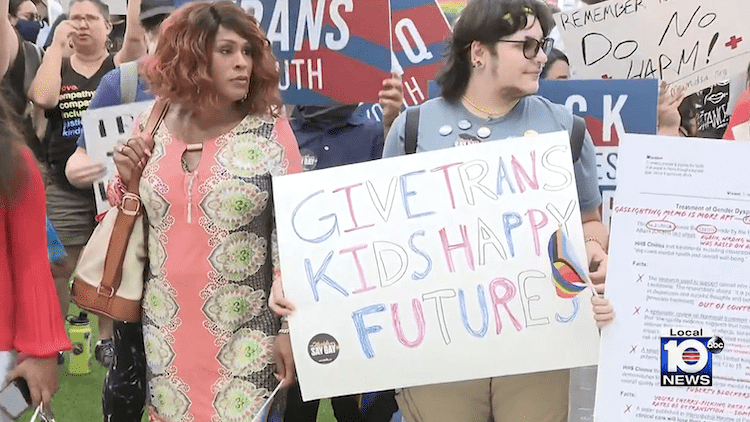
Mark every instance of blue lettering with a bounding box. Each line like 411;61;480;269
502;212;523;257
292;190;339;243
352;304;386;358
458;286;489;338
408;230;432;280
400;170;435;219
304;251;349;301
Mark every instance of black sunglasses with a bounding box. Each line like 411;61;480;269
497;37;554;60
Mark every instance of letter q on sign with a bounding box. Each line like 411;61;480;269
395;18;433;64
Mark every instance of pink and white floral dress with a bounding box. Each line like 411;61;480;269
137;110;301;422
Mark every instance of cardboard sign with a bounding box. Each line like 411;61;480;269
538;78;659;229
82;101;154;214
391;0;451;106
555;0;750;94
273;131;600;401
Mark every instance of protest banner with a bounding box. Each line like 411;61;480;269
538;78;658;229
595;134;750;421
358;0;452;122
228;0;392;105
555;0;750;94
390;0;451;106
273;131;601;401
81;101;153;214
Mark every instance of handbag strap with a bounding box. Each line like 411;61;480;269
95;98;170;306
126;98;170;193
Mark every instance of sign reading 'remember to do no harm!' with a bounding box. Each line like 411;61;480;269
273;131;601;400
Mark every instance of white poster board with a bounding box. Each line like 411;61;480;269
273;131;601;401
555;0;750;94
82;101;153;214
595;134;750;421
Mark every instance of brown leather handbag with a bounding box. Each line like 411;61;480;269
70;99;169;322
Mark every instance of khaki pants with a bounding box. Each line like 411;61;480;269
396;370;569;422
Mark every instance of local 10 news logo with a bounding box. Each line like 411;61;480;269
660;328;723;387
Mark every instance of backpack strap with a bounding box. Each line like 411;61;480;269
22;41;43;96
119;61;139;104
404;106;420;155
570;115;586;162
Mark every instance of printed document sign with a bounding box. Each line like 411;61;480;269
595;134;750;421
273;131;600;400
555;0;750;94
82;101;154;214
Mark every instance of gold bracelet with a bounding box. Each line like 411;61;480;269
585;236;605;250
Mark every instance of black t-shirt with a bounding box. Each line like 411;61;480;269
45;54;115;186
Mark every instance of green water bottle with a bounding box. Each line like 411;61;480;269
66;312;92;375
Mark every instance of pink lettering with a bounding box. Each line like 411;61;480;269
391;300;426;348
489;277;523;334
439;225;475;273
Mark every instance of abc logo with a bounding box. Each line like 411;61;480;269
660;330;722;387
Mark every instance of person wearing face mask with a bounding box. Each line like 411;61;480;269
9;0;40;42
64;1;173;418
27;0;146;369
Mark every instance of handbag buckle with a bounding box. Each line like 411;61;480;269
96;284;115;298
120;192;141;216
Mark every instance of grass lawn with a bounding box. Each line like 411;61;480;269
15;304;336;422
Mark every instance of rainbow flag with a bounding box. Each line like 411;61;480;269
437;0;465;21
547;228;588;299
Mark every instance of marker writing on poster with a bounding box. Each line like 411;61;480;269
289;144;586;358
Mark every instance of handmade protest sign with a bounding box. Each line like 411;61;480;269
538;78;658;229
81;101;153;214
273;131;601;400
595;134;750;421
555;0;750;94
391;0;451;106
231;0;392;105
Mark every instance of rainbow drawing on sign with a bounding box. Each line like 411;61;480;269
548;228;588;299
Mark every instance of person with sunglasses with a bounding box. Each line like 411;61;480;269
381;0;613;421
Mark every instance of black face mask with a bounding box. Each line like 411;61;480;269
15;19;42;43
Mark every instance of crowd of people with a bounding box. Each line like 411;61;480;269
0;0;744;420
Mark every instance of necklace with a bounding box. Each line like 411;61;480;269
462;95;519;120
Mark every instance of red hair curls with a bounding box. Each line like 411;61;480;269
142;0;281;117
